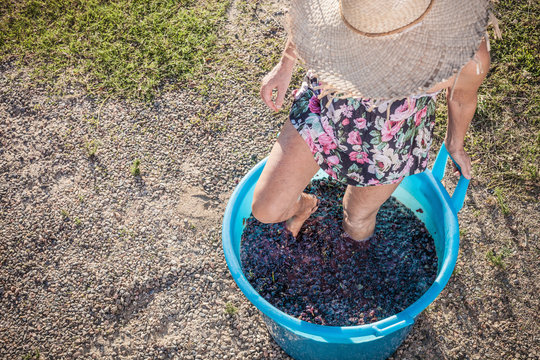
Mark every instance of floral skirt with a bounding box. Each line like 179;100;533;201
289;72;440;187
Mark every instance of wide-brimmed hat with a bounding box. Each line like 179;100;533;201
286;0;492;100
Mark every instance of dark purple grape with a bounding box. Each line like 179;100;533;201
240;177;438;327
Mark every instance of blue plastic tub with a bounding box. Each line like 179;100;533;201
222;144;469;360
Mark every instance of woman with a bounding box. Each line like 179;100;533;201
252;0;494;242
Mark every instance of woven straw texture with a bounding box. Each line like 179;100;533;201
287;0;490;100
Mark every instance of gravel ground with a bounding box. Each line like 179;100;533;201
1;1;539;359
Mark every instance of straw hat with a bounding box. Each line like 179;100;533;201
286;0;491;100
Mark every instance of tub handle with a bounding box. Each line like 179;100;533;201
372;315;415;337
431;143;470;213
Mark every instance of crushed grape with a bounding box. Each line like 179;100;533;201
240;177;438;327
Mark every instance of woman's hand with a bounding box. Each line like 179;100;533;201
260;37;297;112
446;143;472;179
260;60;295;112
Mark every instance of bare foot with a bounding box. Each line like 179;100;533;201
285;193;319;237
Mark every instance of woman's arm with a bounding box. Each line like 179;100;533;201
445;38;491;179
260;37;297;111
280;37;298;65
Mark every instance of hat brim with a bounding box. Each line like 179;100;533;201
287;0;489;99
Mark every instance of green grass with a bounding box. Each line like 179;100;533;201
0;0;230;100
493;187;510;215
486;247;512;269
85;139;99;158
130;158;141;176
22;349;40;360
224;301;238;315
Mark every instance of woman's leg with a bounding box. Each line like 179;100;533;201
342;182;401;241
252;120;321;236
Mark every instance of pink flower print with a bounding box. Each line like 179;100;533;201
414;106;427;126
318;133;337;154
381;124;392;142
354;117;367;129
391;177;404;184
347;131;362;146
308;95;321;114
349;151;369;164
368;178;380;185
326;167;338;179
320;117;336;141
421;158;428;169
398;155;415;177
339;104;353;118
381;119;405;142
326;155;340;166
342;118;350;126
390;97;416;122
305;135;317;154
300;128;321;155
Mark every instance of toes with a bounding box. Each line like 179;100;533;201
286;195;320;238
